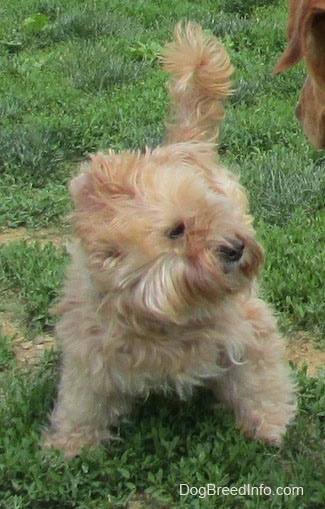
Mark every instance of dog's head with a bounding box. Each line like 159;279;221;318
69;145;263;324
274;0;325;148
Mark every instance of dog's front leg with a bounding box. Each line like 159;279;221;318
210;298;296;445
44;358;130;458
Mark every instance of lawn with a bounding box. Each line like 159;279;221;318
0;0;324;508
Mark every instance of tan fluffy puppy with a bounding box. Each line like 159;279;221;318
45;23;296;458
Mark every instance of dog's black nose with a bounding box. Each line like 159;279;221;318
219;239;244;263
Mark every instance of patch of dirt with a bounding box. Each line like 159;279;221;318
1;312;56;367
13;334;57;366
0;228;63;366
286;333;325;376
126;495;169;509
0;227;66;247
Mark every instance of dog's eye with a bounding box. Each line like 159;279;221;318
168;222;185;239
103;248;121;263
102;249;121;270
104;249;119;258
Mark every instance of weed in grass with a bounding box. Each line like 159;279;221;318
0;122;72;186
21;13;50;35
0;180;71;229
0;97;27;120
218;0;281;18
65;42;152;94
43;9;133;45
0;332;15;371
1;3;134;52
259;210;325;336
0;241;67;333
232;149;325;225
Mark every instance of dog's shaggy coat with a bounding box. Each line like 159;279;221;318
45;23;296;458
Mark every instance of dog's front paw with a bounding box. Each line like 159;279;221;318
238;404;296;447
43;427;113;459
241;419;285;447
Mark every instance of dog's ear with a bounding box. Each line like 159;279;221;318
69;153;126;211
69;172;94;209
274;0;325;74
307;6;325;82
274;0;305;73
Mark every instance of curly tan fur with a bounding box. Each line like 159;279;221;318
162;23;234;143
45;22;296;459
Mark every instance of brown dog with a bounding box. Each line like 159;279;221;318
274;0;325;148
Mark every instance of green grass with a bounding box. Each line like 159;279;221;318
0;241;66;333
0;362;324;509
0;0;324;508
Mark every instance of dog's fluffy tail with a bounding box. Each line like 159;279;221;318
161;22;234;144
